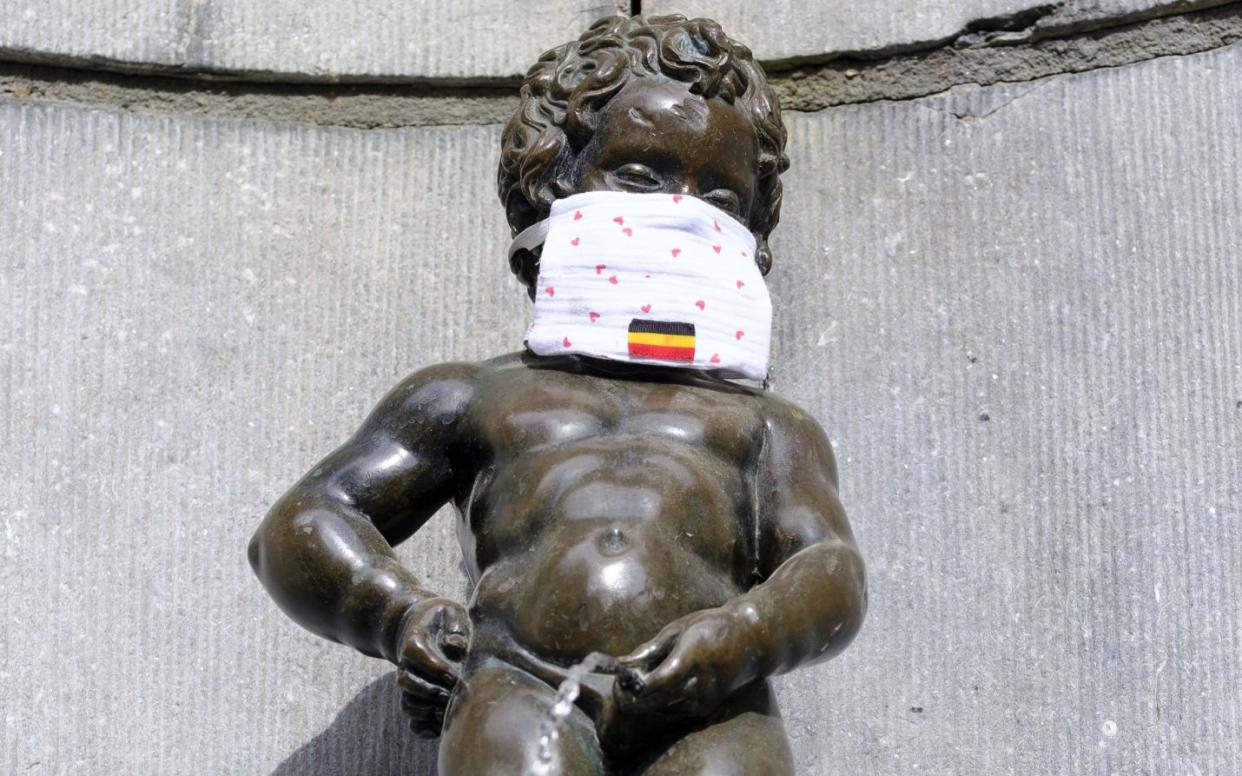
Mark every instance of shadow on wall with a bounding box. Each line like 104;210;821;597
271;673;439;776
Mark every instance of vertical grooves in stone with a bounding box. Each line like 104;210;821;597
0;97;522;773
2;35;1240;776
0;98;17;776
771;47;1241;774
2;1;635;79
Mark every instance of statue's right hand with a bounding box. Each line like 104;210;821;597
394;596;472;738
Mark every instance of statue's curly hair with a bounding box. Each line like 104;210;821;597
498;14;790;288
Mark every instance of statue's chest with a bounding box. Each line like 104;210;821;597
478;375;762;459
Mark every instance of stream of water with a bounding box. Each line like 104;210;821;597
528;652;615;776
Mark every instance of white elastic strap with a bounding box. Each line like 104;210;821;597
507;219;551;262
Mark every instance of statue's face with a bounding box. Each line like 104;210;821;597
573;77;760;230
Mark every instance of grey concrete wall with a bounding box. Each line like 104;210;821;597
645;0;1239;62
2;3;1240;775
0;0;628;80
771;50;1242;774
2;0;1232;79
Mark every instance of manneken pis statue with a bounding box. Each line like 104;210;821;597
249;14;866;775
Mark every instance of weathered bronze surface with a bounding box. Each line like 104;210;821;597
250;15;866;774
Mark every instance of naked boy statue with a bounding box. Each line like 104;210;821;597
250;15;866;775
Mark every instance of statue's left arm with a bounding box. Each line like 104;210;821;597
617;399;866;716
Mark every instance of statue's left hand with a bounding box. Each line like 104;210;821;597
613;605;762;719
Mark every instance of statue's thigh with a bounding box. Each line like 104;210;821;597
638;688;794;776
438;660;607;776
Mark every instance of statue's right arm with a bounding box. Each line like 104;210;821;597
247;362;481;665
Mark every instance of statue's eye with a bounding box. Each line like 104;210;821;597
612;164;661;190
704;189;742;217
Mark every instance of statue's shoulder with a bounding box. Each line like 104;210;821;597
387;352;524;390
753;390;831;438
382;352;547;414
371;358;505;427
751;390;839;482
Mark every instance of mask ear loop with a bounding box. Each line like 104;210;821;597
507;219;551;263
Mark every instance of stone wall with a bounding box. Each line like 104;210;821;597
2;3;1239;774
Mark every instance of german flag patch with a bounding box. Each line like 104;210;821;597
627;319;696;362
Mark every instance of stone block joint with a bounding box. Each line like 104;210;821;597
0;2;1239;126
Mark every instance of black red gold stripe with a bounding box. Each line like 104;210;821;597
627;319;696;362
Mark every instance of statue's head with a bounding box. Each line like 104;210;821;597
499;14;789;295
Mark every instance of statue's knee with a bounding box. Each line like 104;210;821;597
438;664;605;776
638;702;794;776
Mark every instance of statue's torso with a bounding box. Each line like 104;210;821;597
459;360;768;662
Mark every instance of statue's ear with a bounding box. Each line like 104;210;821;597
506;191;551;301
511;247;540;301
755;235;774;276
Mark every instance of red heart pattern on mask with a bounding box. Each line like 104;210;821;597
534;198;766;378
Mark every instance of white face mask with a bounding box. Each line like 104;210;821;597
508;191;772;381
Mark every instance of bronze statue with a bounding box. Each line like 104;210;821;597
250;15;866;775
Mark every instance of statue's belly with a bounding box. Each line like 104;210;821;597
466;442;752;662
471;517;744;662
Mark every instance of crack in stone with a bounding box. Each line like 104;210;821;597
754;0;1237;71
957;2;1066;47
0;3;1238;126
0;63;520;128
920;80;1057;127
772;3;1242;113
